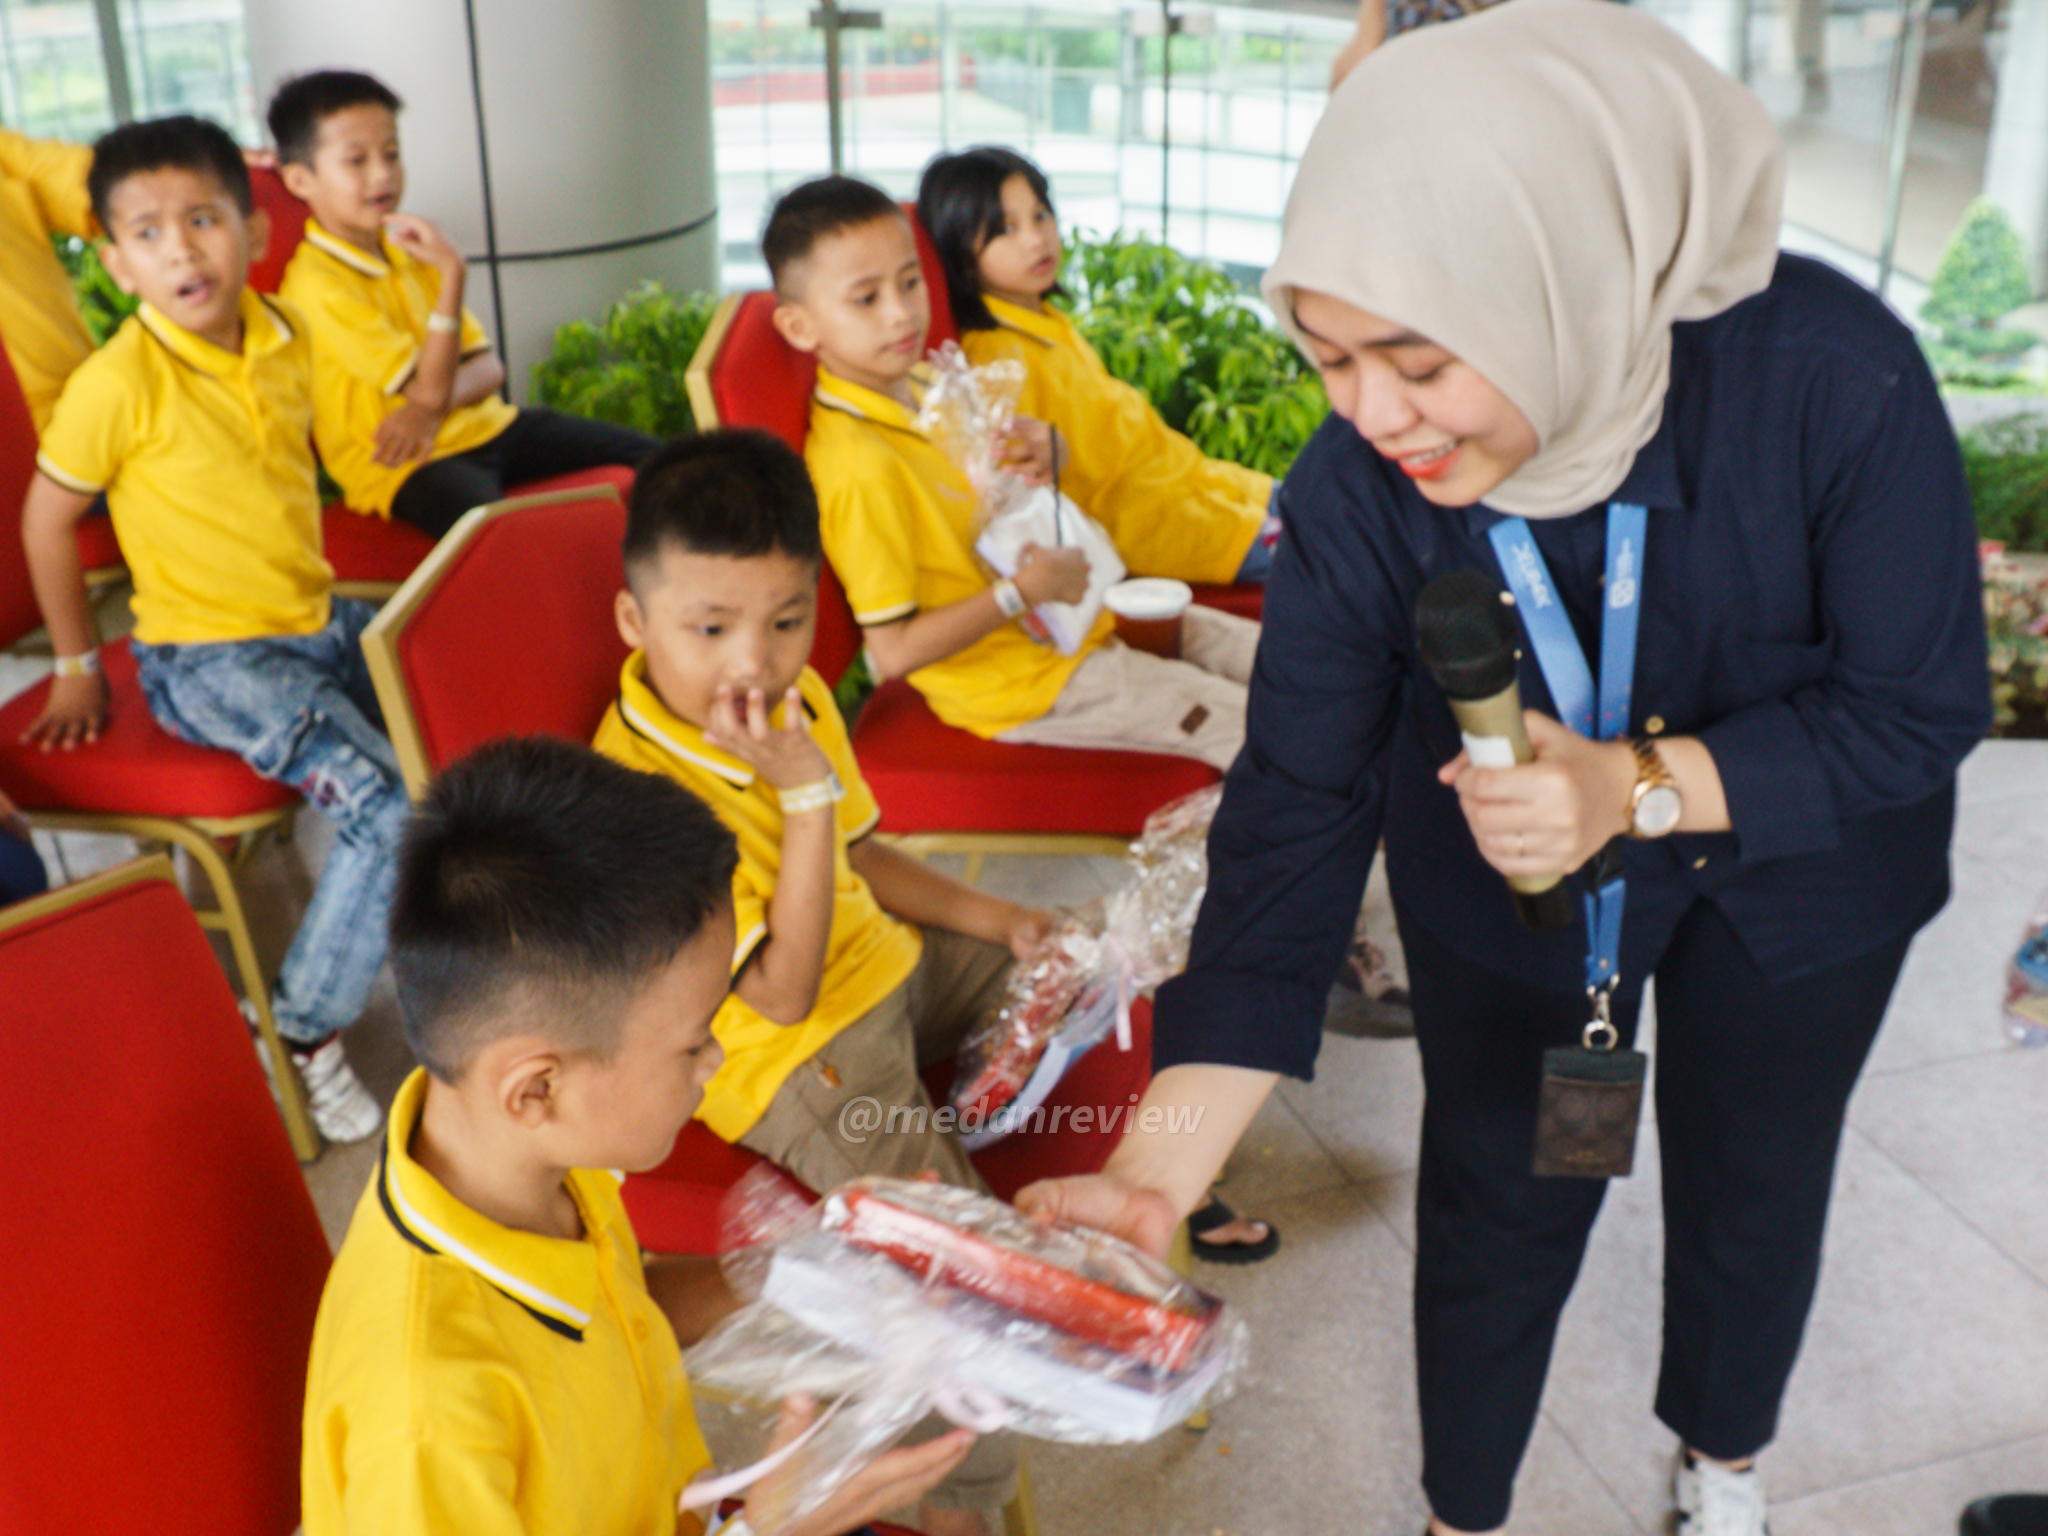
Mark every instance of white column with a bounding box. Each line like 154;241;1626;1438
1986;0;2048;294
243;0;719;400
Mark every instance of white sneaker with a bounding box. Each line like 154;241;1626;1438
243;1001;383;1145
291;1033;384;1144
1675;1451;1770;1536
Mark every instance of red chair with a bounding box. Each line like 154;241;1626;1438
687;224;1232;870
360;486;1156;1242
0;854;331;1534
0;337;319;1160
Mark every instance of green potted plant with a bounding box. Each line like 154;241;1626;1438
1921;199;2041;388
532;280;721;438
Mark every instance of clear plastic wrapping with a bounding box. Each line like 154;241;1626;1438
948;785;1223;1143
916;341;1124;652
684;1173;1248;1532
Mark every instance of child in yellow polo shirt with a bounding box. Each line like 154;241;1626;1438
769;177;1410;1030
596;429;1049;1536
267;70;655;538
0;124;96;434
765;175;1260;770
918;146;1280;587
20;116;398;1145
304;736;975;1536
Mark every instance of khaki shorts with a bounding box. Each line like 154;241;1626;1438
738;925;1020;1512
996;606;1258;771
739;926;1013;1193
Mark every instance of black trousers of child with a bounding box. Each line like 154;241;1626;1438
388;407;658;538
1401;897;1916;1532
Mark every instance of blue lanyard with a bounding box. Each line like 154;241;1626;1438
1487;504;1648;1001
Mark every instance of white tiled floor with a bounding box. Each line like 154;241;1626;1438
8;617;2044;1534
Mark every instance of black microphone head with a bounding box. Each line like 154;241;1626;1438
1415;570;1519;701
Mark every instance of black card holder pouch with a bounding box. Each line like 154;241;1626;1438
1532;1045;1647;1179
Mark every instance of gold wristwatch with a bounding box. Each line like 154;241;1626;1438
1626;737;1682;839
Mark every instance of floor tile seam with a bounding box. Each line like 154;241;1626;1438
1533;1407;1659;1536
1855;1042;2043;1081
1839;1123;2048;1291
1766;1427;2048;1512
1358;1170;1417;1255
1269;1081;1411;1189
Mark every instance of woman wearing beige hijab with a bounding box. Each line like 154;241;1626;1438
1024;4;1989;1533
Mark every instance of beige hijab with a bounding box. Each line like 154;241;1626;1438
1263;0;1785;516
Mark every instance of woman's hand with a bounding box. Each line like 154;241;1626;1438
1015;1173;1181;1262
1439;711;1637;879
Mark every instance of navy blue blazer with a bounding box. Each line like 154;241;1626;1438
1156;255;1991;1081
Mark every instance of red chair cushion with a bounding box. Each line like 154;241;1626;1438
1190;582;1264;623
622;1001;1153;1253
247;164;310;296
709;291;814;454
853;680;1216;838
0;639;299;819
321;503;437;583
73;510;123;574
395;492;632;772
0;870;330;1535
0;344;45;647
622;1125;808;1256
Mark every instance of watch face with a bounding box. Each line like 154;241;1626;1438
1634;783;1683;838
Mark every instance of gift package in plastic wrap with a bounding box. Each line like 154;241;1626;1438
2005;889;2048;1047
916;341;1123;652
682;1173;1248;1533
948;785;1223;1146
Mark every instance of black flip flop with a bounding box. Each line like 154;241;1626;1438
1188;1196;1280;1265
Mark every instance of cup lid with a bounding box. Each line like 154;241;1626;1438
1103;577;1194;620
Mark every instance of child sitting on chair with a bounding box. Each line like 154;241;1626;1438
595;427;1045;1535
918;146;1280;587
765;174;1260;771
301;736;975;1536
21;114;400;1144
268;70;655;538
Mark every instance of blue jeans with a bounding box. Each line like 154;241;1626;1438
134;599;409;1043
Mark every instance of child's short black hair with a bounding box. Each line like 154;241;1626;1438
762;175;905;296
623;429;823;594
917;146;1059;332
266;69;404;167
390;737;738;1082
89;114;251;230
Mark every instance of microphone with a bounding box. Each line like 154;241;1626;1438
1415;570;1576;933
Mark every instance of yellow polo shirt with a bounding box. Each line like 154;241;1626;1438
302;1069;713;1536
36;289;333;645
593;656;923;1141
963;296;1269;585
807;364;1108;738
0;127;95;434
279;219;517;517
